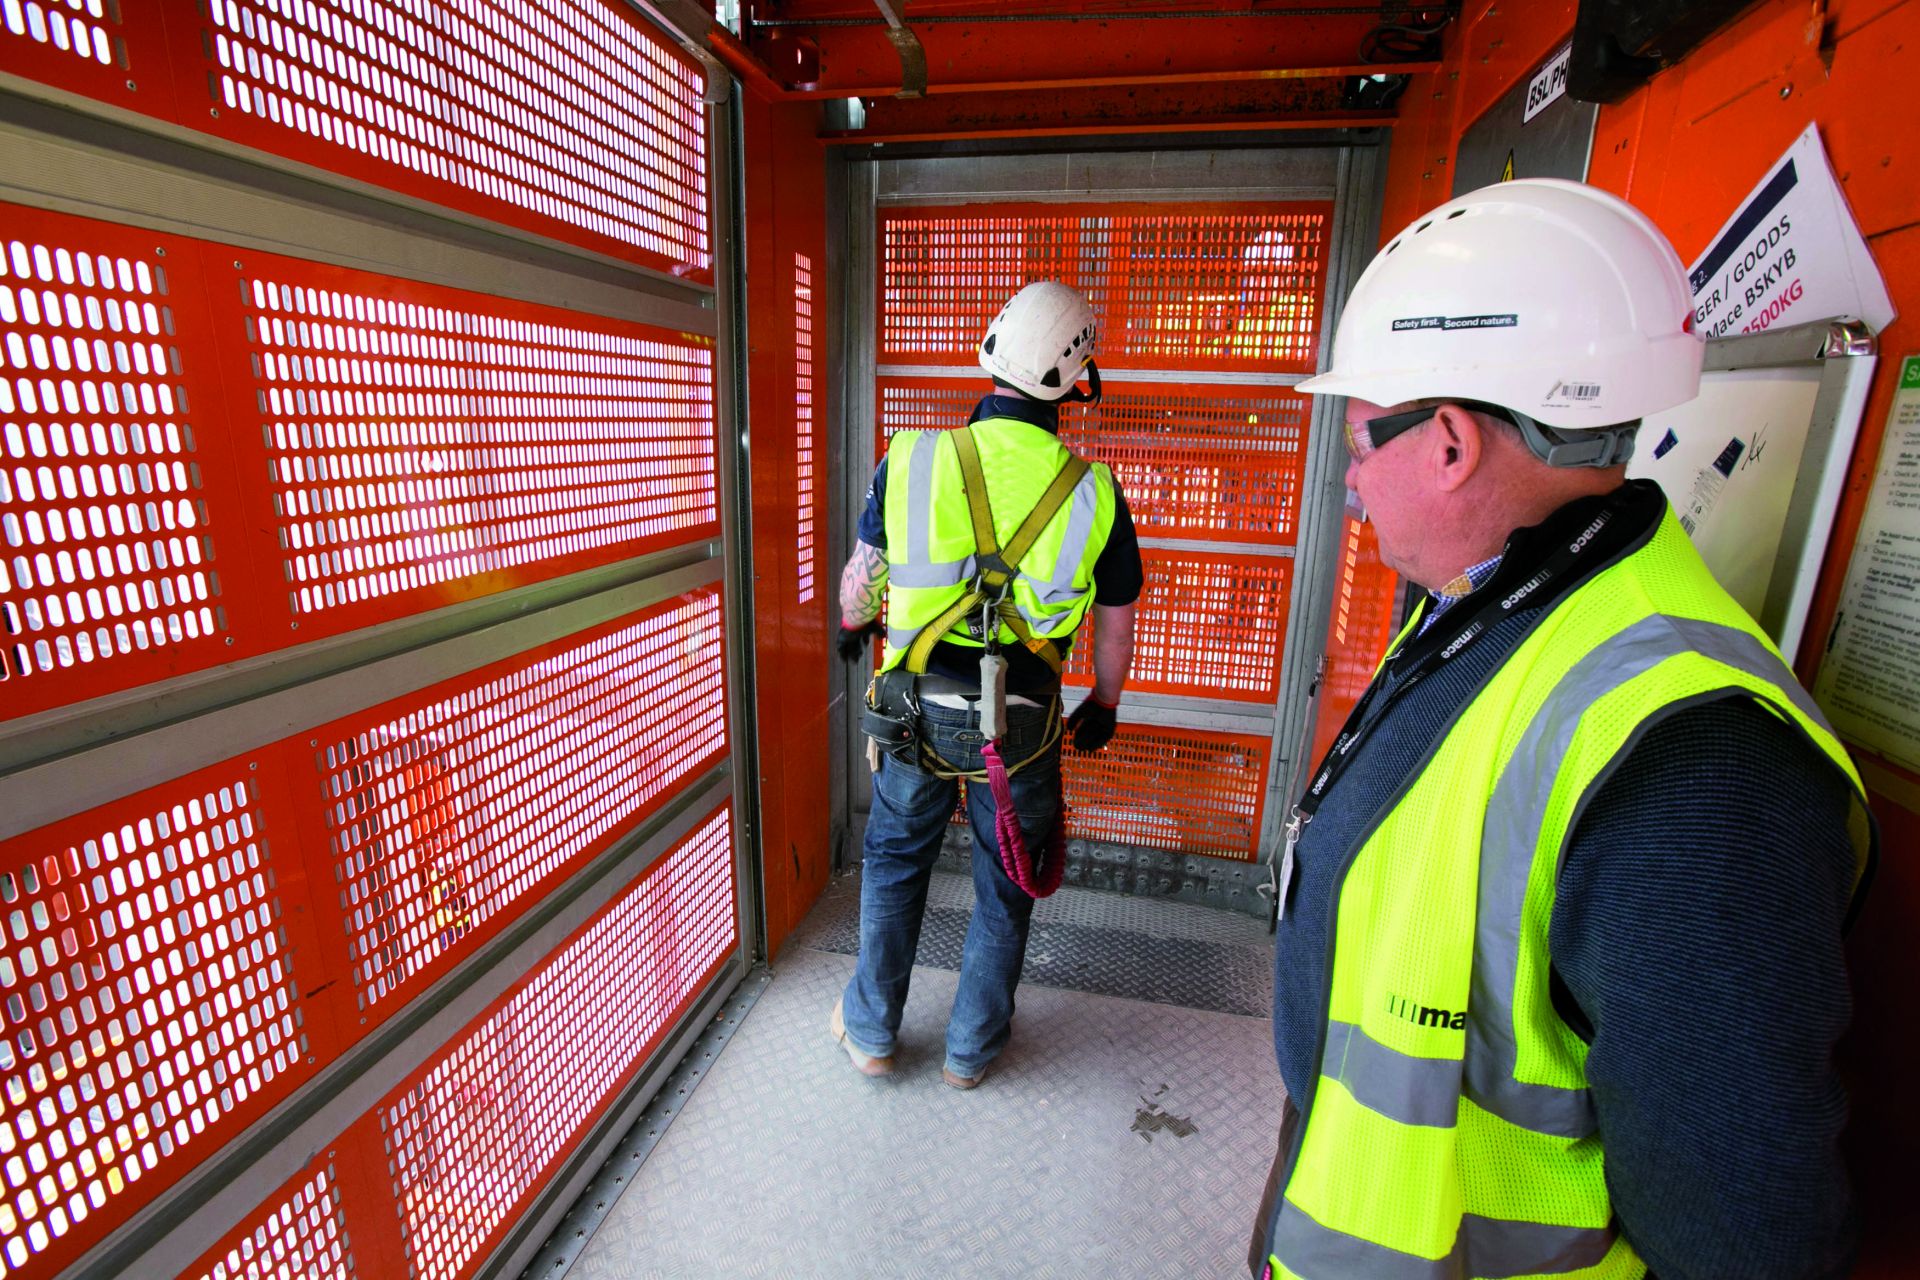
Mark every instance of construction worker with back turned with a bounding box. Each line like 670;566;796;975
1251;179;1877;1280
831;281;1142;1090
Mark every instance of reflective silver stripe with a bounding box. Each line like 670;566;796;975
1008;467;1102;639
889;557;974;589
905;431;940;566
1468;614;1814;1138
1274;1204;1617;1280
1028;466;1102;606
1323;1020;1460;1129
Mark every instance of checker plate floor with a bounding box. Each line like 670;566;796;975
566;871;1284;1278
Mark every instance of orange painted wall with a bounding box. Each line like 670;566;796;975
742;95;834;960
1378;2;1920;1269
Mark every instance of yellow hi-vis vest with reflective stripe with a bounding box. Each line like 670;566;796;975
880;420;1117;673
1270;509;1873;1280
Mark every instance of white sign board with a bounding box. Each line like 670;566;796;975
1687;124;1895;340
1628;367;1823;620
1522;43;1572;123
1815;355;1920;772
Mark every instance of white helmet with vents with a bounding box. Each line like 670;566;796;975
1298;178;1704;466
979;281;1101;403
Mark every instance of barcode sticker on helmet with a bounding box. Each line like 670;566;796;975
1559;382;1603;400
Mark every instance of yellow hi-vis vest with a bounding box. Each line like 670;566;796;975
1269;509;1873;1280
880;419;1117;673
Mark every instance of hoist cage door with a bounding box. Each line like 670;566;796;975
0;3;756;1278
841;147;1385;913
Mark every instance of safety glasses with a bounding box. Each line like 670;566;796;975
1342;399;1518;462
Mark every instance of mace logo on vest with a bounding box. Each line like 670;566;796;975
1387;991;1468;1031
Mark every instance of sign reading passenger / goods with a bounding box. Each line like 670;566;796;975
1687;124;1895;339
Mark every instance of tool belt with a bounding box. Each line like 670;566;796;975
863;669;1062;781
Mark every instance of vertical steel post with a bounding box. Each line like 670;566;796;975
712;84;768;964
1255;137;1389;879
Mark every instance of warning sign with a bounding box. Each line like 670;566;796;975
1453;40;1595;195
1687;125;1895;339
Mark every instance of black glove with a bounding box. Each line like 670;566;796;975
837;620;883;662
1065;695;1119;753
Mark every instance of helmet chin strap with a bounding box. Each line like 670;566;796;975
1512;410;1640;469
1054;361;1103;407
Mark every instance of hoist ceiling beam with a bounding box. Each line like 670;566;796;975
737;7;1429;99
823;77;1392;142
779;59;1437;99
871;0;930;97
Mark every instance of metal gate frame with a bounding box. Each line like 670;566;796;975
0;3;768;1276
833;142;1386;914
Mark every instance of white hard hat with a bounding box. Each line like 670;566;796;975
979;281;1099;402
1299;179;1703;462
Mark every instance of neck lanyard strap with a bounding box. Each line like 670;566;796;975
1295;504;1620;823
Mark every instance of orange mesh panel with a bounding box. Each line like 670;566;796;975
877;378;1308;544
179;1158;354;1280
795;253;818;605
880;203;1329;373
1066;550;1293;703
0;223;226;700
0;202;722;722
1312;516;1399;765
379;804;735;1280
0;2;709;280
0;766;316;1277
202;0;711;277
1064;725;1268;860
0;0;173;116
0;0;118;68
315;591;727;1024
232;255;718;638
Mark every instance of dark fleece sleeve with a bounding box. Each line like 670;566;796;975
1550;695;1861;1280
1092;484;1144;607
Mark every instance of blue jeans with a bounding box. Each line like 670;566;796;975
840;696;1062;1079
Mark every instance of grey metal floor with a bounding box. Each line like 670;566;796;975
565;870;1285;1279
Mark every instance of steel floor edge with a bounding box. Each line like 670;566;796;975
529;872;1282;1279
517;968;778;1280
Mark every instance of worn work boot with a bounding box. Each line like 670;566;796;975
829;997;894;1077
941;1064;987;1091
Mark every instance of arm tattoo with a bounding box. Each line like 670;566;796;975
840;541;889;625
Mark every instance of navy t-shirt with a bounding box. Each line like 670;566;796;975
857;393;1143;690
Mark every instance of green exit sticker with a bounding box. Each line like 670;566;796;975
1903;355;1920;390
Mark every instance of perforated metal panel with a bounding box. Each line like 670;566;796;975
880;203;1329;373
1313;515;1398;765
4;3;737;1274
1066;550;1293;704
0;766;313;1277
181;1161;353;1280
0;220;226;699
236;259;719;635
0;0;164;112
0;0;712;280
317;592;728;1022
0;0;117;72
380;804;736;1280
878;379;1309;545
1064;726;1268;859
795;253;817;605
0;202;722;722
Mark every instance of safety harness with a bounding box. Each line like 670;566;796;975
861;425;1086;897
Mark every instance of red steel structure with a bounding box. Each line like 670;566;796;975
0;201;719;721
0;0;711;281
1;3;741;1276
